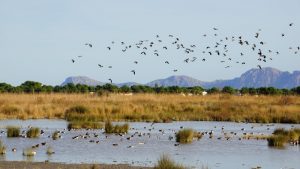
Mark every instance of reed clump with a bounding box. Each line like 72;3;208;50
0;140;6;155
105;121;129;134
67;121;103;130
52;131;61;140
6;126;20;137
26;127;40;138
154;154;185;169
65;105;91;121
267;128;300;147
46;146;55;155
23;147;36;156
176;129;197;144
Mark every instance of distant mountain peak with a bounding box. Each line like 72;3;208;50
61;76;104;86
61;67;300;89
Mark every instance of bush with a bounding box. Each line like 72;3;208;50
176;129;194;144
68;121;103;130
26;127;40;138
0;140;6;155
105;121;129;134
6;126;20;137
154;154;185;169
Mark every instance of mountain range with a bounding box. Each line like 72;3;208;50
61;67;300;89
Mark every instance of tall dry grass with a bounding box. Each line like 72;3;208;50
0;93;299;123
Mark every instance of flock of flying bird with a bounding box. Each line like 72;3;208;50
71;23;299;84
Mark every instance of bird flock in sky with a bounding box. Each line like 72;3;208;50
71;23;299;84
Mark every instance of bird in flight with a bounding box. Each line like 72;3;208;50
85;43;92;48
165;61;169;64
289;23;294;27
98;64;103;68
108;66;112;68
71;59;75;63
107;47;111;50
173;69;178;72
131;70;136;75
108;79;112;84
257;65;262;69
77;56;82;58
134;61;138;64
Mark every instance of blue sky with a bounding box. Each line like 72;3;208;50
0;0;300;85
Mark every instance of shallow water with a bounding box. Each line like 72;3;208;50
0;120;299;169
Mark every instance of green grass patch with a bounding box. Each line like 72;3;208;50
26;127;40;138
154;154;185;169
105;121;129;134
6;126;20;137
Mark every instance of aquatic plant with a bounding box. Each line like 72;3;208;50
154;154;185;169
268;128;300;147
23;147;36;156
0;140;6;155
67;121;103;130
26;127;40;138
176;129;194;144
52;131;61;140
46;146;55;155
105;121;129;134
6;126;20;137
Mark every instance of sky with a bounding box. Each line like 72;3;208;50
0;0;300;86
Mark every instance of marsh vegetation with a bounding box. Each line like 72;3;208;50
0;94;299;123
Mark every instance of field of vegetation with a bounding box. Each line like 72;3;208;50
0;93;299;123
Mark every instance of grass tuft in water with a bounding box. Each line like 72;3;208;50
105;121;129;134
176;129;195;144
23;147;36;156
46;146;55;155
6;126;20;137
154;154;185;169
52;131;61;140
268;128;300;147
26;127;40;138
0;140;6;155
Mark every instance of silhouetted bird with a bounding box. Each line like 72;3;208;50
98;64;103;68
131;70;136;75
107;47;111;50
71;59;75;63
134;61;138;64
85;43;92;47
165;61;169;64
258;65;262;69
289;23;294;26
108;79;112;84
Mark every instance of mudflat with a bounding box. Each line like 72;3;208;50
0;161;151;169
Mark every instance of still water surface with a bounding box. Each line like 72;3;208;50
0;120;299;169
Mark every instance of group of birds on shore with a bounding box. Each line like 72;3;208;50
71;23;299;84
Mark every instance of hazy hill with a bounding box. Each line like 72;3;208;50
61;67;300;89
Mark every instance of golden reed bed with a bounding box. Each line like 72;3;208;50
0;93;299;123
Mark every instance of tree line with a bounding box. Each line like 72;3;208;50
0;81;300;95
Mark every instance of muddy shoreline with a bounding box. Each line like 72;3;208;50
0;161;151;169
